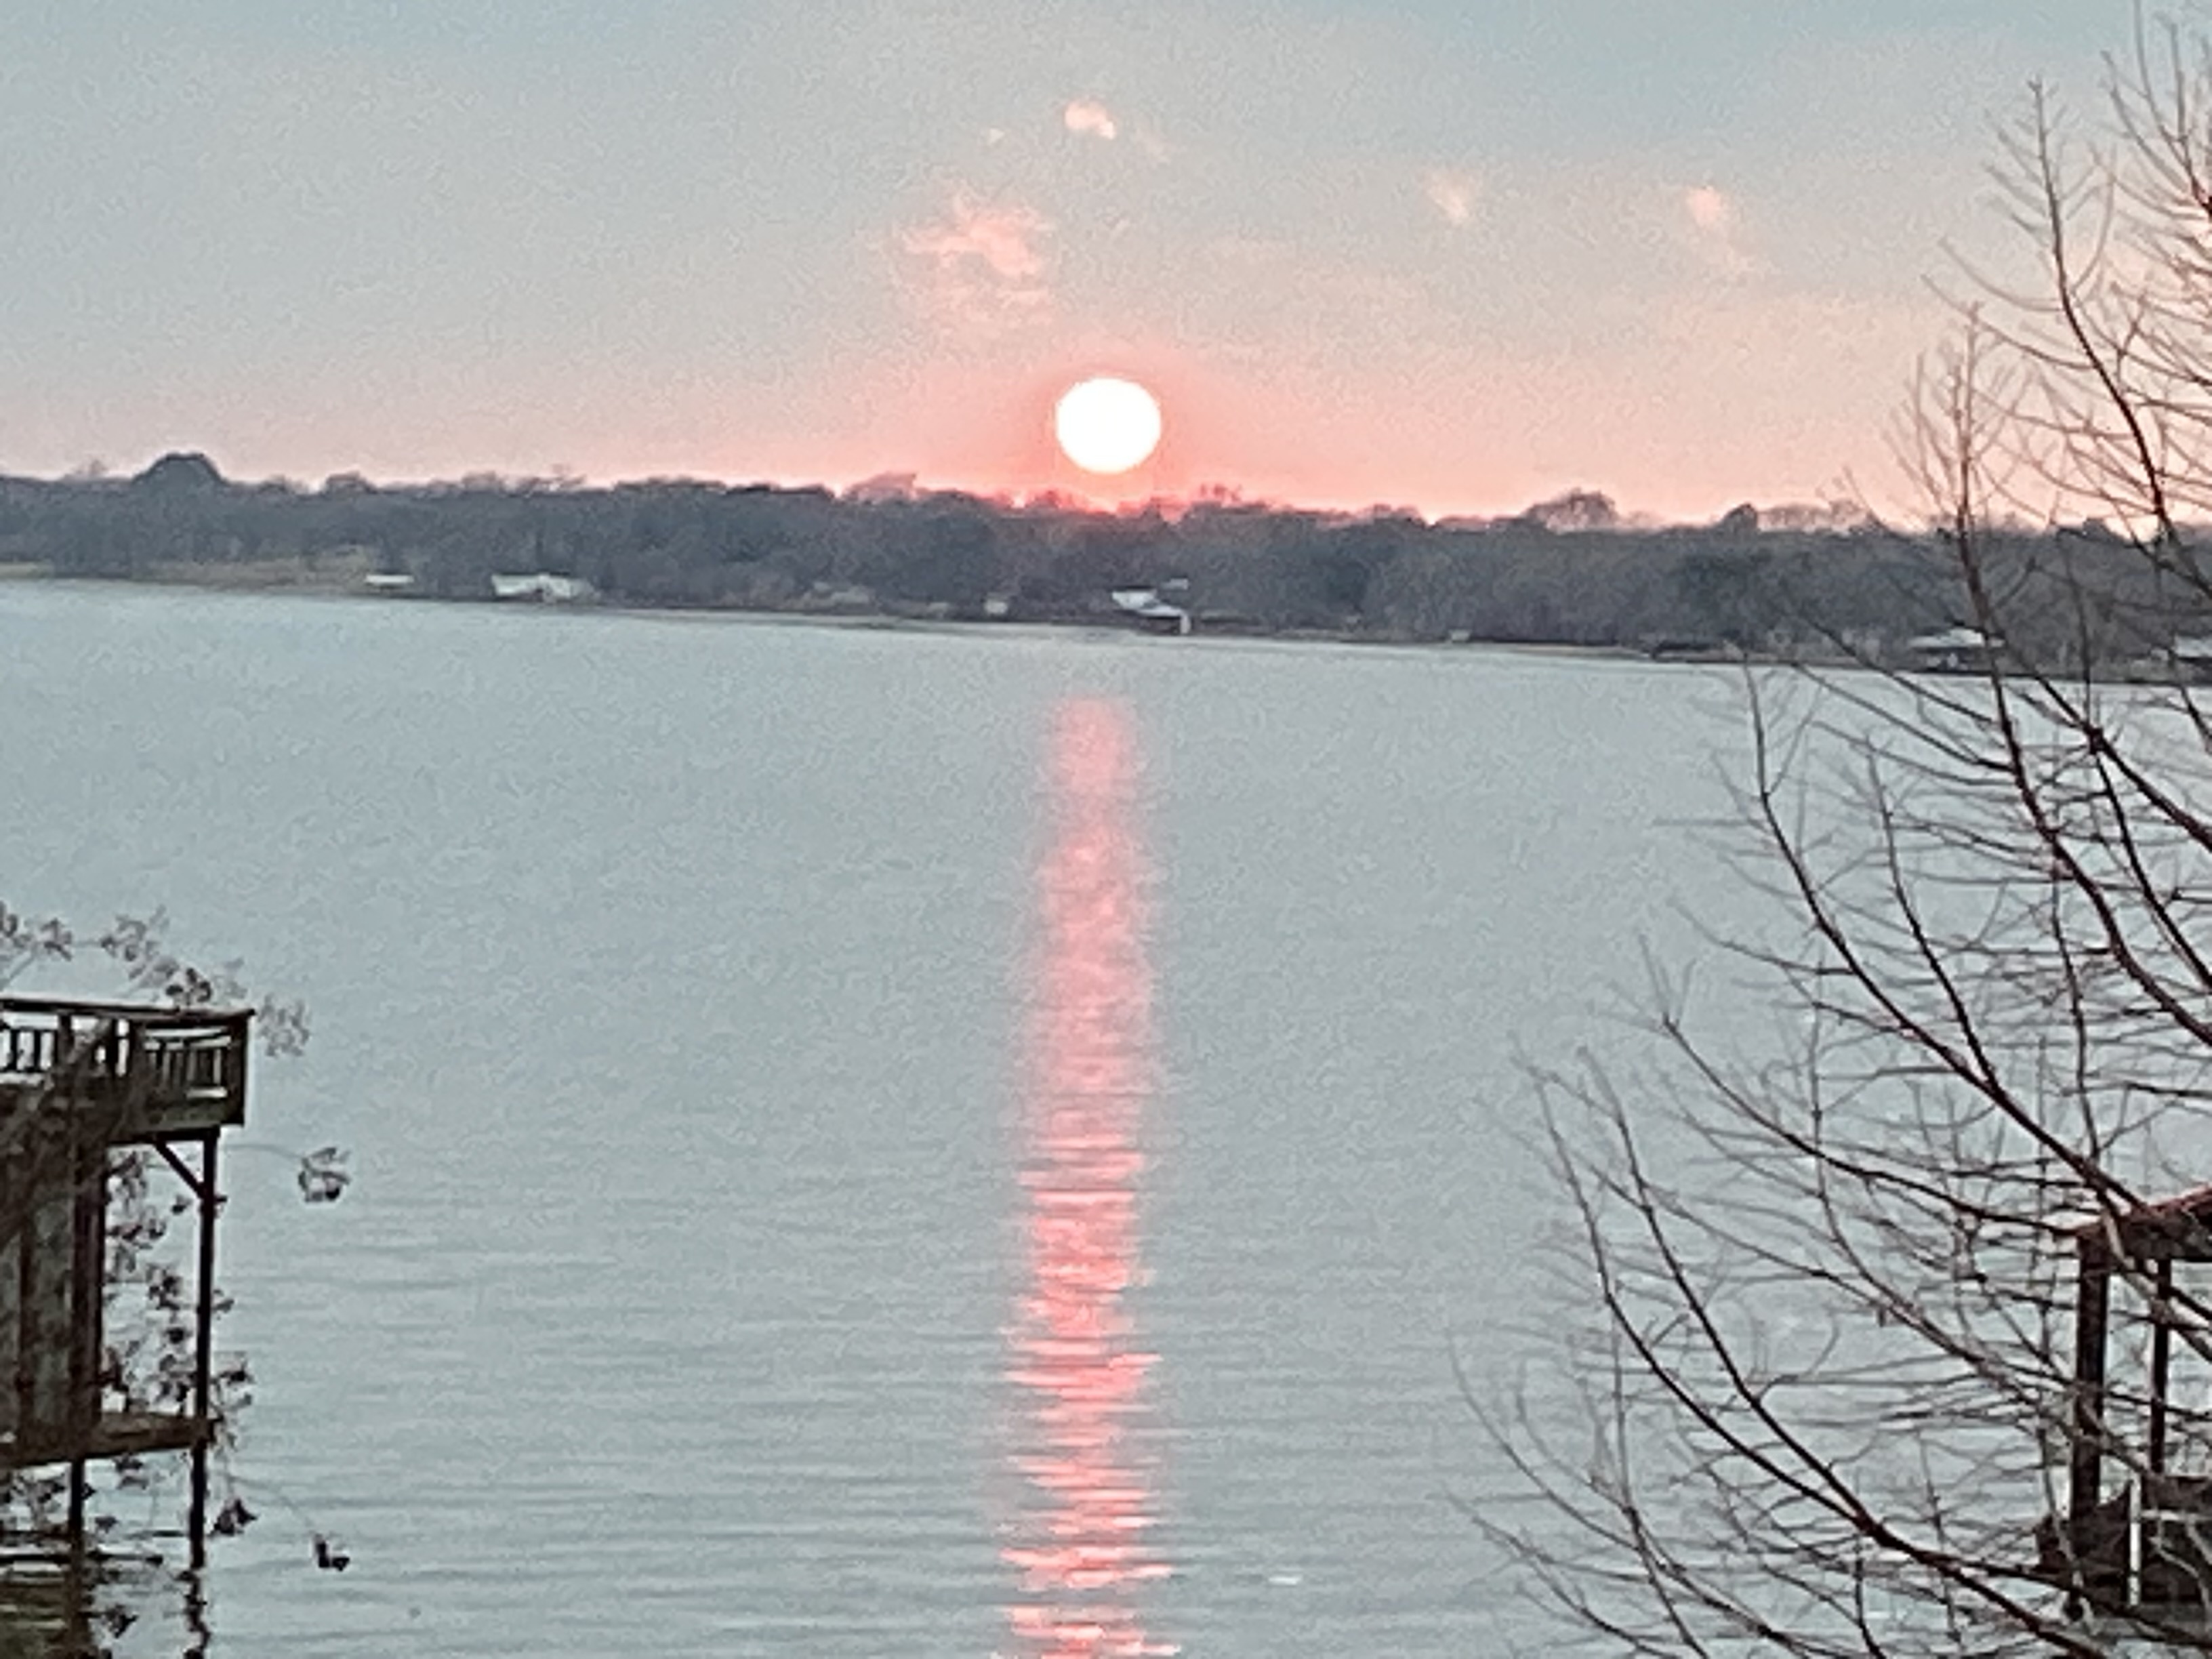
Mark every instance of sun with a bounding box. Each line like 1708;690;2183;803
1054;377;1163;476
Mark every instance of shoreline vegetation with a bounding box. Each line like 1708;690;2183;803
5;452;2206;674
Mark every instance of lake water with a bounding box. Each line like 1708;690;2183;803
1;583;1753;1656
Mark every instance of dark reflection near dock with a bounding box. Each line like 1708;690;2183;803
0;1550;209;1658
1003;699;1174;1659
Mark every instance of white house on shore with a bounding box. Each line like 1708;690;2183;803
1110;586;1191;635
490;572;595;604
1904;625;1999;674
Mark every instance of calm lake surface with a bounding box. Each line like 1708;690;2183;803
2;583;1754;1656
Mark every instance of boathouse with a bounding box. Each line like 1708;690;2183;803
0;996;251;1564
1903;625;2003;674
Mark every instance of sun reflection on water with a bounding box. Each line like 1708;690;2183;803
1002;698;1174;1659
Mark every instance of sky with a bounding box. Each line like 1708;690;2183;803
0;1;2148;519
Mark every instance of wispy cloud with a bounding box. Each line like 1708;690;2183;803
1679;184;1762;279
901;192;1054;335
1064;99;1118;141
1683;184;1730;234
1422;167;1479;228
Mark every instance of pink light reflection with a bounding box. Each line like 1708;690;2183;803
1003;699;1174;1659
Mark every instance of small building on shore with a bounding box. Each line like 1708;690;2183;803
1904;625;2000;674
489;572;594;604
2169;636;2212;682
1110;587;1191;636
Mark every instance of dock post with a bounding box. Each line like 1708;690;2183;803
65;1099;104;1559
187;1132;218;1569
2067;1238;2112;1614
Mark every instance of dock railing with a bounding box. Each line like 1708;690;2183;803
0;998;249;1140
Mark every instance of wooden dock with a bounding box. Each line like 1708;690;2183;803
0;996;251;1565
2041;1184;2212;1624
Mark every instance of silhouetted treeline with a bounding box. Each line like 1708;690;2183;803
1;455;2199;665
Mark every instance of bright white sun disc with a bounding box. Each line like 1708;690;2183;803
1054;377;1163;475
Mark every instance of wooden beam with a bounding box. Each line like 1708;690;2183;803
64;1118;101;1551
2071;1240;2112;1584
2152;1258;2174;1477
188;1132;218;1569
0;1412;213;1472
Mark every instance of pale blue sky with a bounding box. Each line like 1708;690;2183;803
0;1;2144;515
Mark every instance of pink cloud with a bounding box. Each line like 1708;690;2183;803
900;192;1054;333
1683;184;1732;233
1064;99;1119;140
1422;167;1479;227
1680;184;1761;279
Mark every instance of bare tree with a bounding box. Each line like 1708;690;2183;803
1497;20;2212;1655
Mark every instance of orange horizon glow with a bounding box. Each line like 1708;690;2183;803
1003;697;1174;1659
66;327;1916;527
361;286;1930;525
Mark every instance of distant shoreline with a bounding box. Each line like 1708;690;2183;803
0;560;1744;670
